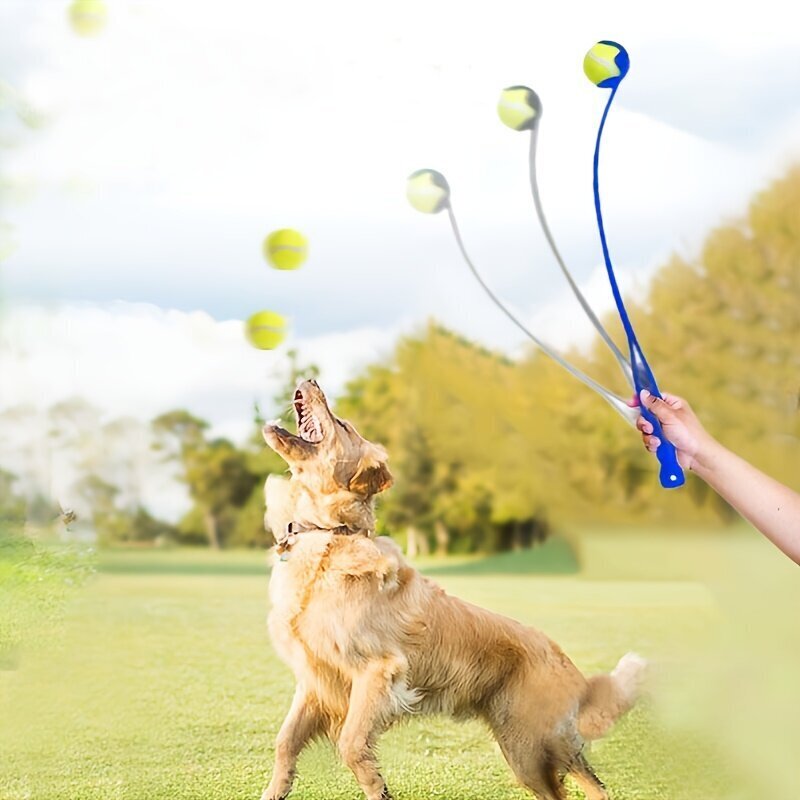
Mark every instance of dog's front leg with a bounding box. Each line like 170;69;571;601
262;685;324;800
339;657;405;800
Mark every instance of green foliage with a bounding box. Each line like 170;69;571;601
335;169;800;545
228;484;271;548
70;473;178;546
98;506;178;546
337;324;574;552
0;525;95;668
152;409;209;457
0;469;26;526
153;410;257;549
337;325;551;554
577;169;800;516
151;354;321;549
5;169;794;554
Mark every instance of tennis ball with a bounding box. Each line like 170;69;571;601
245;310;288;350
583;41;629;88
497;86;542;132
263;229;307;271
68;0;107;36
406;169;450;214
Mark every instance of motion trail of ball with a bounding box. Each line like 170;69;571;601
496;85;634;390
405;169;638;426
407;40;684;489
244;228;308;351
68;0;107;36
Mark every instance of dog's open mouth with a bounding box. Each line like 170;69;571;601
294;389;324;444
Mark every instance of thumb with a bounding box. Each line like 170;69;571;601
640;389;675;424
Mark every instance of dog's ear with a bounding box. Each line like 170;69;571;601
348;444;393;497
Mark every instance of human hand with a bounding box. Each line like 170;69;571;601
632;390;716;472
631;392;800;565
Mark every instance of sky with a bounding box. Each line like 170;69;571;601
2;0;800;450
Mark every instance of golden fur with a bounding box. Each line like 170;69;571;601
260;380;645;800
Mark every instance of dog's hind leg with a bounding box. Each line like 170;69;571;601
338;657;407;800
522;768;566;800
568;753;608;800
493;732;567;800
506;757;566;799
262;687;325;800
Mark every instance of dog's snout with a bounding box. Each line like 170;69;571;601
296;379;322;396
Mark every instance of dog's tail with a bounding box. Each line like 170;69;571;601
578;652;647;740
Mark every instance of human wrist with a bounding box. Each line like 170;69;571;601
691;433;725;479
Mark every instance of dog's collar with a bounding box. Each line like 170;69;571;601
276;521;359;559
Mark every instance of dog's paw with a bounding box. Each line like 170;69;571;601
260;782;289;800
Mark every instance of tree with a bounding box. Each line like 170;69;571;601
99;416;154;511
183;438;258;549
335;161;800;546
152;410;208;458
337;324;548;553
152;410;261;548
72;472;122;545
0;469;25;526
571;167;800;519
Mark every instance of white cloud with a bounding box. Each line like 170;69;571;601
0;302;403;439
2;0;797;340
0;301;405;519
3;0;798;524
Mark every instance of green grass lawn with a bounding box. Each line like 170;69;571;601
1;529;796;800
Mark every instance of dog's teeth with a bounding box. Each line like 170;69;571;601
294;410;322;444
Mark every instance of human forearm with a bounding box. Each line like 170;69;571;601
636;390;800;565
693;438;800;565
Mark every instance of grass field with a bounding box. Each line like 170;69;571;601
1;528;797;800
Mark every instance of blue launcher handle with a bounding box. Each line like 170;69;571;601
640;403;685;488
591;73;686;491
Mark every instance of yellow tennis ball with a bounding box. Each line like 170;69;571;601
406;169;450;214
497;86;542;132
68;0;107;36
245;310;288;350
583;41;629;89
263;229;307;271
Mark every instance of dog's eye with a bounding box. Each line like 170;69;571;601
335;419;348;429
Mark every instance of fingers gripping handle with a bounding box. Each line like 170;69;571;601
640;406;685;488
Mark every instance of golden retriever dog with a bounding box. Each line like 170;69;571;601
261;380;645;800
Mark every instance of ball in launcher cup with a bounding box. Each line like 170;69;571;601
406;169;450;214
497;86;542;131
583;41;629;89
